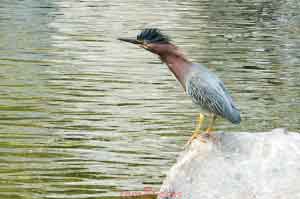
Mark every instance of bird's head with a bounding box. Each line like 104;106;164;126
118;28;173;55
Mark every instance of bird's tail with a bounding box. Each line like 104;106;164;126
229;108;241;124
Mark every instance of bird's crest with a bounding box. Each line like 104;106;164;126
137;28;170;44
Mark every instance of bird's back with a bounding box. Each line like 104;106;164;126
186;64;241;124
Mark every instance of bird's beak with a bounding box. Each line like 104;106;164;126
118;38;143;45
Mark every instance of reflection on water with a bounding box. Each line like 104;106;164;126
0;0;299;198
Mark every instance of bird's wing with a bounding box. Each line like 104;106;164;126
187;78;227;116
186;72;240;123
218;80;239;111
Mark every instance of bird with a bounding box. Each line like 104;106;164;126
118;28;241;146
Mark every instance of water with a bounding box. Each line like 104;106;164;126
0;0;299;198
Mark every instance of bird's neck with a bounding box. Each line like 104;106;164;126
159;48;192;89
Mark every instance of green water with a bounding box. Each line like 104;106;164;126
0;0;299;198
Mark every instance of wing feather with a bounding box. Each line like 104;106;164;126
186;69;241;123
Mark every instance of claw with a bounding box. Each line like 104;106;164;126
184;133;207;149
184;131;199;148
205;127;213;135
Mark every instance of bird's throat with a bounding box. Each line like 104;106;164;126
160;51;192;90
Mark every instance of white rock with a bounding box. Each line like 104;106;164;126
158;128;300;199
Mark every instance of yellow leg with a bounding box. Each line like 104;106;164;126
205;114;217;135
184;113;205;148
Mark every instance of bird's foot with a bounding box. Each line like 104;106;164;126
204;127;213;136
203;128;218;142
184;113;207;149
184;131;206;149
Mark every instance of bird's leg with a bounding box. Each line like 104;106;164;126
184;113;205;148
205;114;217;136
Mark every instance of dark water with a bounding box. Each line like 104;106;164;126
0;0;299;198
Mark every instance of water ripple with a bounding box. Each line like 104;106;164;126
0;0;299;198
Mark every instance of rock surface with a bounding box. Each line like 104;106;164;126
158;128;300;199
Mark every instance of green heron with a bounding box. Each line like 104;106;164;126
118;28;241;145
